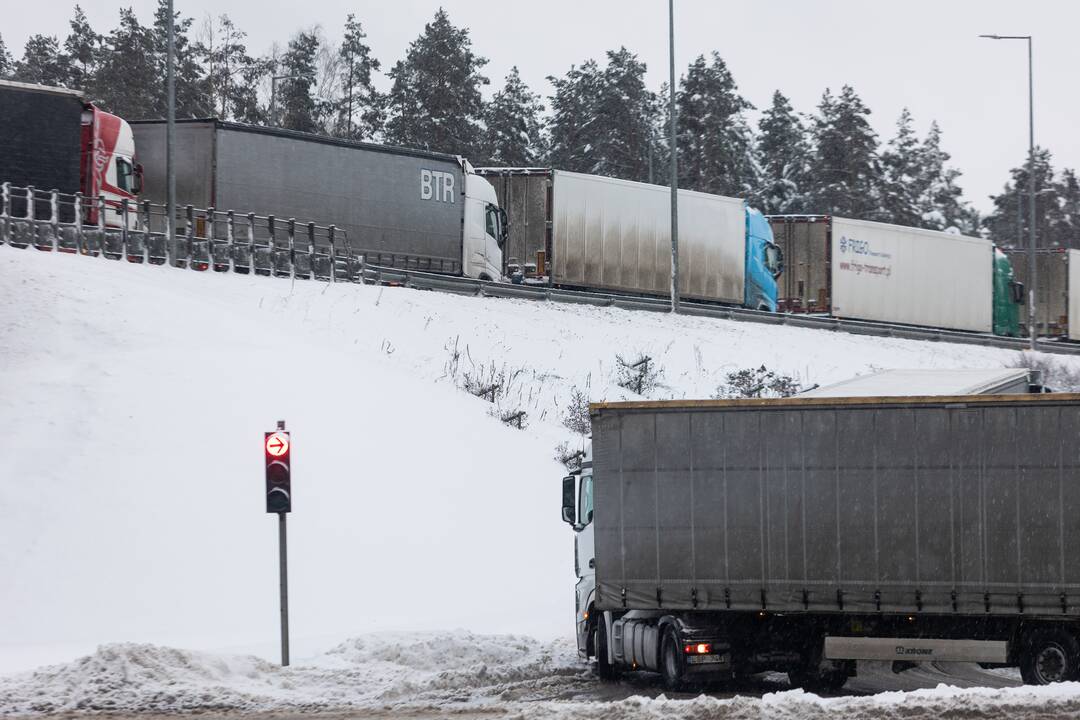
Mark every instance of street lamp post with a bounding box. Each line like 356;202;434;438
166;0;176;263
981;34;1036;351
668;0;679;314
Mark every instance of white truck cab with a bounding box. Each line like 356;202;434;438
462;162;506;281
561;445;595;660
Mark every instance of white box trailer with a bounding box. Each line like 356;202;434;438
769;215;995;333
479;169;747;304
1003;248;1080;341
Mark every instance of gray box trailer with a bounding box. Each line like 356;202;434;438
478;168;747;303
563;393;1080;689
1003;247;1080;340
131;120;504;278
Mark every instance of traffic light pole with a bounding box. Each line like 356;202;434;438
278;510;290;667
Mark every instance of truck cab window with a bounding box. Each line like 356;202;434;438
578;474;593;525
765;243;783;277
485;204;500;241
115;158;134;193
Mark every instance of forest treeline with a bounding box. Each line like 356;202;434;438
3;4;1078;247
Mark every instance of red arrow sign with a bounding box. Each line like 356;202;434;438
266;432;289;457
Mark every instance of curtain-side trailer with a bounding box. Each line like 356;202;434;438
1003;248;1080;341
564;393;1080;690
131;120;506;279
768;215;1022;335
478;168;780;309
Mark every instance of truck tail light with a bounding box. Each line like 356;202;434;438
684;643;712;655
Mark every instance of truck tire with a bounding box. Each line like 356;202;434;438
595;619;619;682
788;638;850;693
1019;627;1080;685
660;627;686;692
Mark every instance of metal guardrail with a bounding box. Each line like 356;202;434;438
4;182;1079;357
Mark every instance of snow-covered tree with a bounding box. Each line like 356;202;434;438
63;6;101;91
546;48;656;182
199;14;264;121
917;121;977;233
0;33;12;78
12;35;69;87
332;14;383;141
275;30;320;132
152;0;209;117
384;8;488;156
92;10;158;117
546;60;603;173
676;52;756;197
984;149;1077;248
756;91;809;214
878;109;923;226
806;85;883;219
481;66;544;166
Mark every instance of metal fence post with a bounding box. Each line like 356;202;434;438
48;189;59;251
226;209;236;272
0;182;8;245
74;192;84;254
120;199;129;260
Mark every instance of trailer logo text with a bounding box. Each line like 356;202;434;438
838;235;891;260
421;169;455;204
895;646;934;656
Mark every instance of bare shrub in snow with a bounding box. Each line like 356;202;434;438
562;386;592;436
493;408;528;430
1013;352;1080;392
554;441;585;471
614;353;661;396
715;365;803;399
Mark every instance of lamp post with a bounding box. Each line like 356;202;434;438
269;74;312;127
166;0;176;262
980;34;1036;351
668;0;679;313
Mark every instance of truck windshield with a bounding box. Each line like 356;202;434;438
578;474;593;525
765;243;783;277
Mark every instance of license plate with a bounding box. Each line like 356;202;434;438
687;653;727;665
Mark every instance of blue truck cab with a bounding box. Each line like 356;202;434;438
744;207;783;312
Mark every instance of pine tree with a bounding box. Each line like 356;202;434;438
592;47;656;182
64;6;101;91
984;149;1061;248
918;121;977;233
332;14;382;140
275;30;320;132
383;8;488;156
1058;169;1080;248
806;85;883;219
676;52;756;197
756;90;809;214
93;9;159;117
12;34;69;86
152;0;209;117
546;60;603;174
0;33;12;78
878;109;923;226
481;66;544;166
200;14;264;121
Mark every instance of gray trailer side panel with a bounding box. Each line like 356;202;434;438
479;172;549;270
1004;248;1069;338
592;396;1080;617
131;121;216;210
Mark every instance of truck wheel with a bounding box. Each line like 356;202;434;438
595;619;619;682
1019;627;1080;685
788;639;850;693
660;627;686;692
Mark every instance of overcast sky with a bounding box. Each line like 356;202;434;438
8;0;1077;212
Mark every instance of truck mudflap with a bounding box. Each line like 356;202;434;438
825;637;1008;663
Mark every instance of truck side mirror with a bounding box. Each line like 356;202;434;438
1011;281;1025;305
134;163;144;194
561;475;576;525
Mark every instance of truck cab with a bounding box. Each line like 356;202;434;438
744;207;782;311
561;447;595;661
463;164;506;281
992;246;1023;337
81;105;141;230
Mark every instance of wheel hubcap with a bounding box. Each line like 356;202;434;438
1036;645;1067;683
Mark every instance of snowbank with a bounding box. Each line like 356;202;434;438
0;246;1071;679
0;632;1075;717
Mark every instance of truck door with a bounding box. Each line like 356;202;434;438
575;472;595;654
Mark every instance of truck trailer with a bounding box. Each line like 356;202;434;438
767;215;1022;336
564;392;1080;689
1002;248;1080;341
131;120;505;280
0;79;140;228
478;168;781;310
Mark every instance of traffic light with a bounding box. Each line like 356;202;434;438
265;430;291;513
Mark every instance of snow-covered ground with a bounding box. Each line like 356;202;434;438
2;246;1078;714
